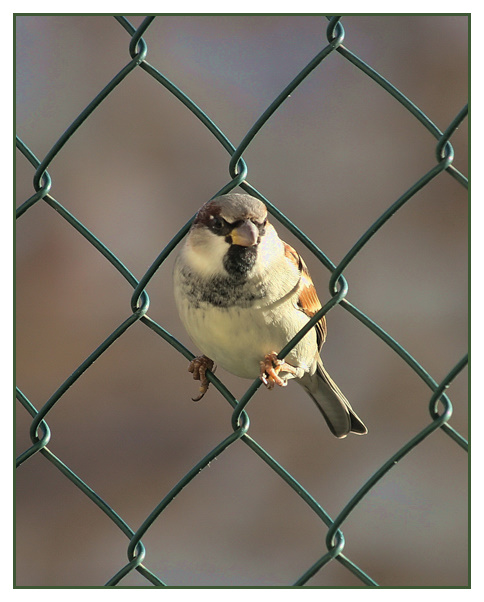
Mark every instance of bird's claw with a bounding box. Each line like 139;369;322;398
259;352;294;389
188;355;215;401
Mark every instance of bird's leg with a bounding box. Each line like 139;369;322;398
188;355;215;401
260;352;298;390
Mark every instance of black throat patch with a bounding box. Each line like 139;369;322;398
223;244;258;277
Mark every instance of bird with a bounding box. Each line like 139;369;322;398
173;192;367;438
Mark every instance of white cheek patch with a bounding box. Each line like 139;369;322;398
183;232;229;278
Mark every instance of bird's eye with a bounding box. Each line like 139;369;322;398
210;216;225;232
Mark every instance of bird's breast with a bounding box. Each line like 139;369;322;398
176;292;317;380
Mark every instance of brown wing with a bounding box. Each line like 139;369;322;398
283;242;327;350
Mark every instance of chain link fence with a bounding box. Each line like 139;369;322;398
16;15;468;587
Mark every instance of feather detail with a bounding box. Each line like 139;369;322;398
283;242;326;350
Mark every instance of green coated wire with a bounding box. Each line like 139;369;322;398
325;355;467;552
15;391;165;586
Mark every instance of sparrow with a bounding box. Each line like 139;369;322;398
173;192;367;438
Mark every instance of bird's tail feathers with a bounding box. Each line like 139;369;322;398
301;360;367;438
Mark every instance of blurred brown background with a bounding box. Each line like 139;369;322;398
16;15;468;587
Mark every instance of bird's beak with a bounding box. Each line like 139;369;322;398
231;220;259;247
